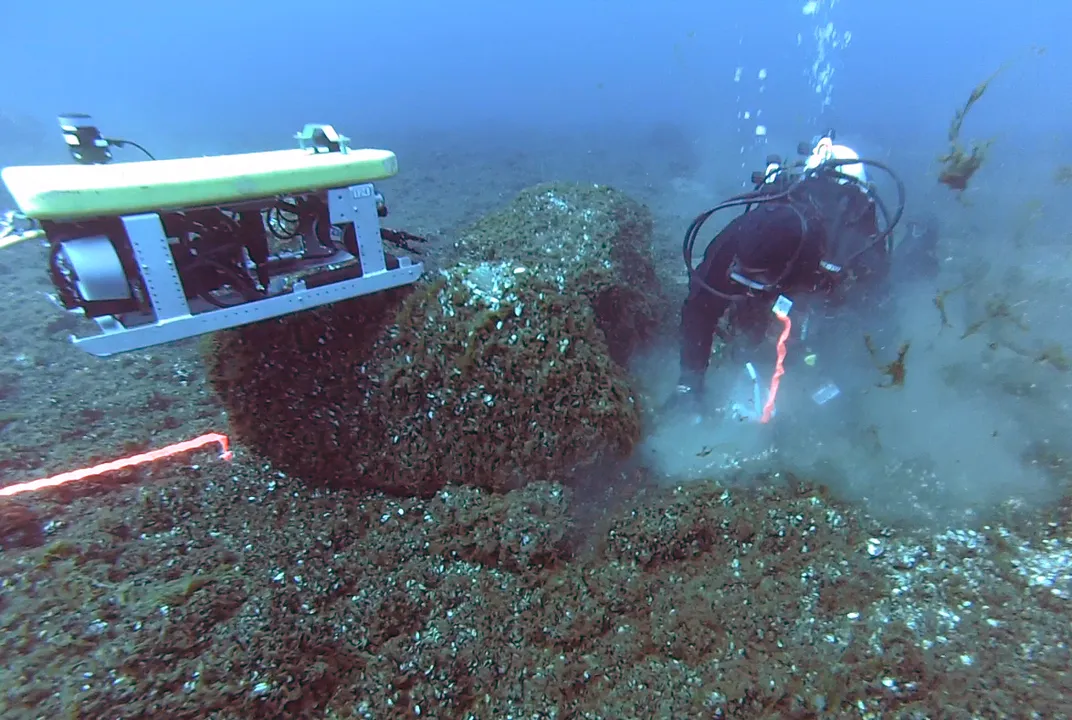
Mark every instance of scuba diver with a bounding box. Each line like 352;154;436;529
668;130;933;414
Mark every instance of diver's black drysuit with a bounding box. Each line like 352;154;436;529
678;172;894;392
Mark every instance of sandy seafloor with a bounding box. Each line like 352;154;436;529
0;125;1071;719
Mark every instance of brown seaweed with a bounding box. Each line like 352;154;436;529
961;297;1029;340
939;47;1046;194
933;281;967;330
999;341;1072;373
938;70;1001;193
864;335;911;388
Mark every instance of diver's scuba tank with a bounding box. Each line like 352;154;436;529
748;131;843;189
748;129;860;189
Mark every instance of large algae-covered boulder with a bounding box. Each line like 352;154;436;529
208;182;668;496
449;183;667;364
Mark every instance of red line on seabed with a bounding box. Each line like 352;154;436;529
0;432;233;498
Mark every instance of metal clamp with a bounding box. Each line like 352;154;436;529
295;124;350;154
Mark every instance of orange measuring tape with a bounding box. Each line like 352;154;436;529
0;432;232;498
734;296;793;424
759;309;792;423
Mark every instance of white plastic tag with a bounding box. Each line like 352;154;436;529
812;383;840;405
772;295;793;317
731;362;765;422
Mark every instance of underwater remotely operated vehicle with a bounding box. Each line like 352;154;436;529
0;114;425;357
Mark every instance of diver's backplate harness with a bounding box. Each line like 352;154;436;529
682;130;906;301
